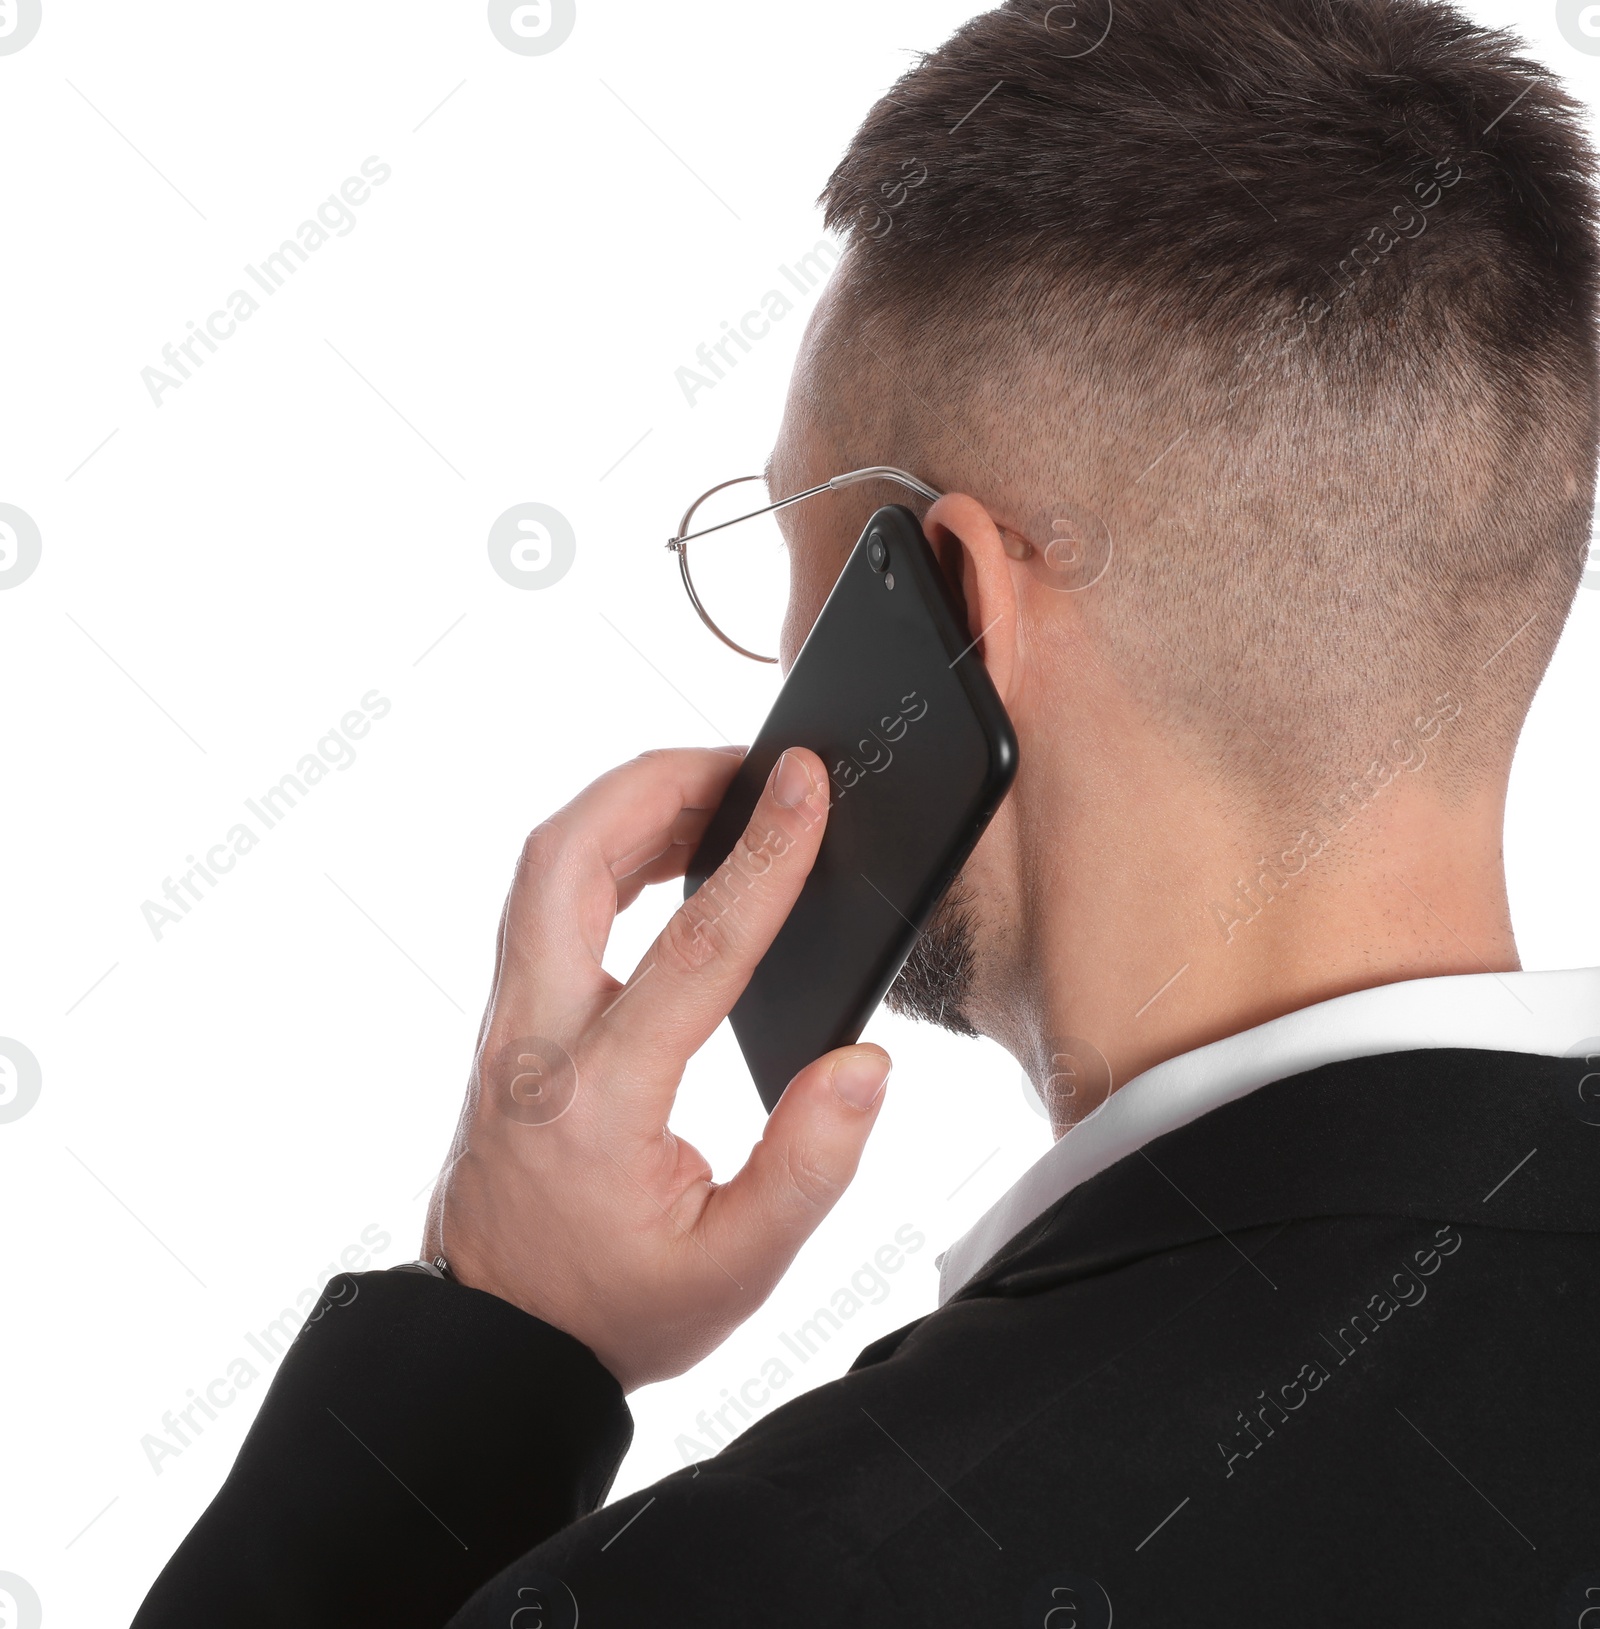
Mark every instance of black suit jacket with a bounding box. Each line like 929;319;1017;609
131;1048;1600;1627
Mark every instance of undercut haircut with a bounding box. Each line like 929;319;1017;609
817;0;1599;803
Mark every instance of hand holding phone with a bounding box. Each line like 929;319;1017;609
423;746;892;1392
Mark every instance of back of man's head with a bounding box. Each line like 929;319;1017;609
813;0;1599;807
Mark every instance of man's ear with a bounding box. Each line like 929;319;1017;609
921;493;1020;703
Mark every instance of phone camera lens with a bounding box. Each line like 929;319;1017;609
867;535;889;572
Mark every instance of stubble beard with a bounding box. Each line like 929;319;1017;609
884;873;981;1037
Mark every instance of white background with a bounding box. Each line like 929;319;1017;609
1;3;1597;1625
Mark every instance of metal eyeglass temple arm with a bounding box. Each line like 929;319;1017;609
666;466;943;550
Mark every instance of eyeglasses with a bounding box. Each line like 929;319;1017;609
666;466;943;663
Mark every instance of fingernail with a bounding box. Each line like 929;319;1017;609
772;749;814;809
833;1050;891;1110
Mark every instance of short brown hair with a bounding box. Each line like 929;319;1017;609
817;0;1599;799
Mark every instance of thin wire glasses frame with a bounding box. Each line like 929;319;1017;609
667;465;943;663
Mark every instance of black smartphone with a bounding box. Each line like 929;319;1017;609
684;504;1019;1112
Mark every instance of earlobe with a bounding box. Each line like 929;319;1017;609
922;493;1020;703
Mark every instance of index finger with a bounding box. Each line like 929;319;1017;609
596;747;830;1103
496;747;746;996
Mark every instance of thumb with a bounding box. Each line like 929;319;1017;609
702;1044;891;1289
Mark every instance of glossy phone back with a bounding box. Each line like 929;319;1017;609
684;505;1019;1112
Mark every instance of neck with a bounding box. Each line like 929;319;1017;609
983;731;1518;1137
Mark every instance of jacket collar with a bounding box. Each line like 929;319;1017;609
948;1047;1600;1305
939;968;1600;1303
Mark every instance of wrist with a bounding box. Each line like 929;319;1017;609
394;1254;454;1280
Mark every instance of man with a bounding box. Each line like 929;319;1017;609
133;1;1600;1624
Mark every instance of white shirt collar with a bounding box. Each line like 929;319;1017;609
936;966;1600;1304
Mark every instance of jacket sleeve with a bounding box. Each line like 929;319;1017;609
130;1268;634;1629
